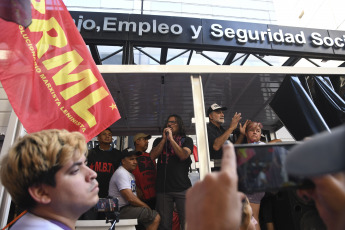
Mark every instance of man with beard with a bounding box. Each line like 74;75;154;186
150;114;193;230
207;103;244;168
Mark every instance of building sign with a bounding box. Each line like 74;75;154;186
70;11;345;59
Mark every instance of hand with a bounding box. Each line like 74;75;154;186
239;119;250;136
298;173;345;230
229;112;242;131
186;141;244;230
163;127;172;140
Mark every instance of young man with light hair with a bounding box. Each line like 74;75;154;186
0;129;99;230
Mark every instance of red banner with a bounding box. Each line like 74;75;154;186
0;0;121;141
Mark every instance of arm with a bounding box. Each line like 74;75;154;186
268;139;282;143
235;120;249;144
120;189;150;208
186;141;244;230
166;131;191;161
150;130;168;161
170;141;191;161
150;138;165;161
213;112;242;150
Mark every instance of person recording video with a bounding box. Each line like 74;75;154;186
186;125;345;230
285;124;345;230
186;140;244;230
0;129;99;230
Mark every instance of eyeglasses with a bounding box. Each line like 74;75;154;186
167;120;177;124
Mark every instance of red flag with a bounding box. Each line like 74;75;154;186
0;0;121;141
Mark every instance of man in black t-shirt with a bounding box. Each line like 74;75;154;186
82;128;122;220
88;128;122;198
150;114;193;230
207;103;244;162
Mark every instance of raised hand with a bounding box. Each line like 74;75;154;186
229;112;242;131
186;141;244;230
239;119;250;136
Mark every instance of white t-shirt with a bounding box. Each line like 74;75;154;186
108;165;137;208
11;212;68;230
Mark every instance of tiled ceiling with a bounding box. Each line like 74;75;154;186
103;72;286;136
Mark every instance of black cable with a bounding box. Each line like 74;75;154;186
162;136;168;228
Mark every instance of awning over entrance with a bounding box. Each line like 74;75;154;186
99;65;345;136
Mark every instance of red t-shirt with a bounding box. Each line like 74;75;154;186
132;152;157;200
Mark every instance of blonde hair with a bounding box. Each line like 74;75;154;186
0;129;87;209
240;197;252;230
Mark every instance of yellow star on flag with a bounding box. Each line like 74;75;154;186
110;103;117;110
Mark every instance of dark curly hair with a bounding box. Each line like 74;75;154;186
164;114;186;136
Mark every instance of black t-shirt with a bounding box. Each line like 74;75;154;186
87;146;122;198
153;136;193;193
207;122;232;160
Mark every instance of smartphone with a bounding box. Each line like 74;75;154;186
234;142;313;193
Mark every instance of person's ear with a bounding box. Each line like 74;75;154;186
28;184;52;205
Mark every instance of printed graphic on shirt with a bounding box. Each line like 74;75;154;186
138;156;155;172
89;162;115;173
131;179;136;192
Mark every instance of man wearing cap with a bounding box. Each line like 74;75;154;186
207;103;244;162
109;148;160;230
132;133;157;210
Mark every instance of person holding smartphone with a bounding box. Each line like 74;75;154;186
186;126;345;230
285;124;345;230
